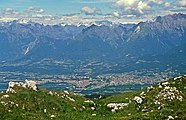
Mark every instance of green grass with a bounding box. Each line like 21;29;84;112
0;75;186;119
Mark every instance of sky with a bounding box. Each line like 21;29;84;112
0;0;186;24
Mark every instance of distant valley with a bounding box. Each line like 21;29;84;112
0;13;186;95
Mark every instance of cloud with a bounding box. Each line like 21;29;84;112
138;1;151;14
0;1;185;25
111;0;186;17
2;8;16;15
112;12;121;18
0;8;23;18
112;0;151;16
72;0;114;4
164;2;171;8
62;13;81;16
148;0;163;5
4;8;14;13
175;0;186;7
81;7;101;15
27;7;45;13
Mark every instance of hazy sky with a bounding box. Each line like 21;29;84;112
0;0;186;24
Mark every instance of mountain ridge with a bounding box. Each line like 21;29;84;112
0;13;185;76
0;13;185;61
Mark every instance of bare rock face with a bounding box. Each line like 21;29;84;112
6;82;17;93
6;80;37;93
107;103;129;112
133;96;143;104
24;80;37;91
154;82;183;103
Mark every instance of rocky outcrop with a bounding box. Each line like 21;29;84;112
133;96;143;104
6;80;37;93
107;103;129;112
154;81;183;106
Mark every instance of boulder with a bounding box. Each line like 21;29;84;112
133;96;143;104
107;103;129;112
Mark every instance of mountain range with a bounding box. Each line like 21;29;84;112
0;13;186;75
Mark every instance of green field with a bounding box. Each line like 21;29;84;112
0;75;186;120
